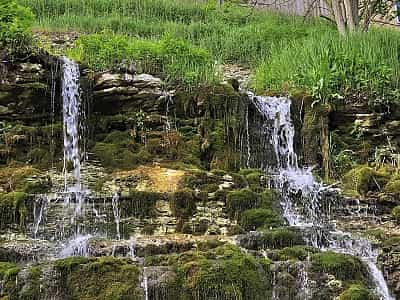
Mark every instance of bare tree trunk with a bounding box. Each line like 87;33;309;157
352;0;359;27
217;0;224;6
344;0;357;31
332;0;347;35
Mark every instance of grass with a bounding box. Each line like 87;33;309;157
18;0;400;96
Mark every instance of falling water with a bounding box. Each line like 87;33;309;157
250;95;394;300
141;267;149;300
33;196;48;239
62;57;84;214
112;193;121;240
59;234;92;258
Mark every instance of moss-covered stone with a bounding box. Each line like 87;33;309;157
0;166;50;194
274;245;319;261
338;284;377;300
55;256;141;300
0;191;28;229
239;208;284;231
170;188;196;218
226;188;258;219
311;251;368;282
391;206;400;224
119;191;161;218
145;244;272;299
342;165;389;196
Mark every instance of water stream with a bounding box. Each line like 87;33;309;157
250;94;394;300
61;57;84;215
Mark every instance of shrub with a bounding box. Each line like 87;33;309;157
342;165;389;196
170;188;196;218
69;33;216;87
339;284;376;300
0;0;33;58
311;251;367;282
239;208;283;231
226;188;258;219
391;206;400;225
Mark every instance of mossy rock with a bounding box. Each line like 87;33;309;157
226;188;258;219
384;176;400;199
55;256;141;300
338;284;377;300
0;166;50;194
311;251;368;282
119;191;161;218
239;208;284;231
0;262;19;280
170;188;196;218
342;165;389;196
260;227;305;249
391;205;400;224
172;244;272;299
19;265;42;300
0;192;28;229
274;245;319;261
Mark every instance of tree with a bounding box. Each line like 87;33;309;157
328;0;396;35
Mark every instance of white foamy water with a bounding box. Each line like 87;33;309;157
251;95;394;300
59;234;92;258
112;193;121;240
62;57;84;214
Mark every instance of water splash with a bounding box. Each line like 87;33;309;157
250;95;394;300
141;267;149;300
59;234;92;258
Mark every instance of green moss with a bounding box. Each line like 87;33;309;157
391;206;400;224
19;265;42;300
275;246;319;261
239;208;284;231
311;251;367;282
384;177;400;198
0;166;50;194
339;284;377;300
56;256;141;300
342;165;389;196
0;262;19;280
92;142;140;170
259;227;305;249
176;244;271;299
0;192;28;229
226;188;258;219
119;191;160;218
103;130;133;146
170;188;196;218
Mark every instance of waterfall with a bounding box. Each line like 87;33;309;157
61;57;84;215
250;95;394;300
112;192;121;240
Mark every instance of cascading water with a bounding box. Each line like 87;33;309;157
250;94;394;300
62;57;84;215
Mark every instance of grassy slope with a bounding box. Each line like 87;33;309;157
19;0;400;97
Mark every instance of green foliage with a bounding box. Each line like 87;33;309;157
0;191;28;229
275;245;319;261
55;256;141;300
339;284;377;300
0;262;19;280
391;205;400;224
311;251;367;282
0;0;33;57
226;188;258;219
146;244;272;299
259;227;305;249
170;188;196;218
254;31;400;107
69;33;215;87
239;208;283;231
342;165;389;196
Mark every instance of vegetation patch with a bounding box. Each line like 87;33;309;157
311;251;368;282
338;284;377;300
55;256;141;300
239;208;284;231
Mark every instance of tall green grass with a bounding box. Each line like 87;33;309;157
254;30;400;104
18;0;400;97
19;0;330;65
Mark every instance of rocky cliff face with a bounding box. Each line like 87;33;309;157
0;47;399;300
